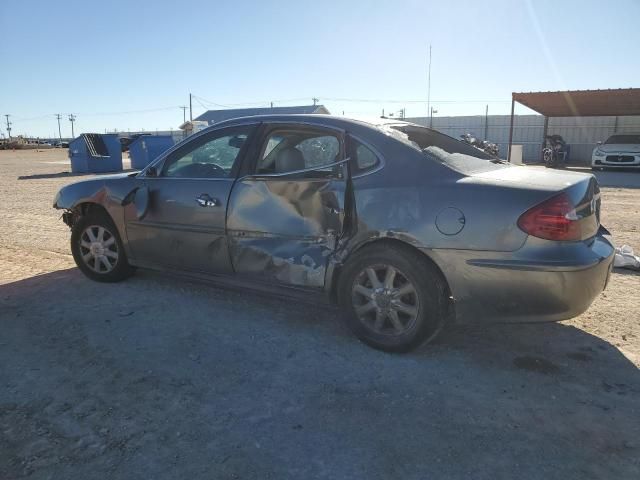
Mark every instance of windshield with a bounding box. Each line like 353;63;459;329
605;135;640;144
385;124;509;175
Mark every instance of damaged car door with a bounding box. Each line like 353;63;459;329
226;123;347;287
125;125;257;273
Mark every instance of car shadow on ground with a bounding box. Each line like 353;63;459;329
17;169;137;180
1;268;639;479
613;267;640;277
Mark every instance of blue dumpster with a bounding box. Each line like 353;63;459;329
69;134;122;173
128;135;174;169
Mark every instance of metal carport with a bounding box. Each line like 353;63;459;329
507;88;640;161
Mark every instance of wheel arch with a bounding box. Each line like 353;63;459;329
76;201;108;216
329;237;453;313
67;201;116;228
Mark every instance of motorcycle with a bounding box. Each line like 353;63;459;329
542;134;570;168
460;133;500;157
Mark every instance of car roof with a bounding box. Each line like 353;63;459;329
204;113;415;133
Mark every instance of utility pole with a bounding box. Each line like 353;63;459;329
180;106;187;123
55;114;62;142
484;105;489;140
270;101;274;109
429;107;438;128
427;44;432;117
189;93;193;122
4;114;11;140
312;97;319;106
68;114;76;138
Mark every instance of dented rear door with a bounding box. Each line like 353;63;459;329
226;178;346;287
226;123;347;288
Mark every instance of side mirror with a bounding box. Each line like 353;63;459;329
146;166;158;177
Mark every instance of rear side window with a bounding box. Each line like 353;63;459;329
256;128;341;177
349;137;381;174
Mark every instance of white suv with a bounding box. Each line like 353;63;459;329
592;134;640;170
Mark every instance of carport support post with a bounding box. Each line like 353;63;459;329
542;115;549;162
507;96;515;162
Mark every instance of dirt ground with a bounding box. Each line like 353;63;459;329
1;149;639;479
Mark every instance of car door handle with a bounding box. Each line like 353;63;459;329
196;194;219;207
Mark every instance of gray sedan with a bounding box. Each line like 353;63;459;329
54;115;614;352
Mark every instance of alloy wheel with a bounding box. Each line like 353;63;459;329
79;225;119;274
351;264;420;336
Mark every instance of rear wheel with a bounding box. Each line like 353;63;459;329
71;210;134;282
337;244;448;352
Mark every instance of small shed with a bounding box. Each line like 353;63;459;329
68;134;122;173
178;120;209;138
128;135;174;169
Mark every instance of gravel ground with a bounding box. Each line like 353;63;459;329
1;149;639;479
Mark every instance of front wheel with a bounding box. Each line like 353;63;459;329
337;244;449;352
71;210;135;282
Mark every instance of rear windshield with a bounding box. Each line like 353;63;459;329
385;124;509;175
605;135;640;144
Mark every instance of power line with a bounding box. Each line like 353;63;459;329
192;94;311;108
77;105;183;116
320;97;511;104
193;96;209;113
193;93;511;106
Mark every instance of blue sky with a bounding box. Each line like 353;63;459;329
1;0;639;138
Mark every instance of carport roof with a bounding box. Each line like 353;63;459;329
512;88;640;117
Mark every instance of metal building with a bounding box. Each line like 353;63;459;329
407;114;640;164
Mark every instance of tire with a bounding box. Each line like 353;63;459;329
337;243;449;353
71;210;135;282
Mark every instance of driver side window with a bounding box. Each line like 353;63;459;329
162;127;252;178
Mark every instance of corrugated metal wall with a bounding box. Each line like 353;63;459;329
406;115;640;164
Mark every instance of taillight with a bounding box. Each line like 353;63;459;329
517;192;581;241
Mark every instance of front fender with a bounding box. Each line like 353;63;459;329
53;173;138;210
53;174;141;261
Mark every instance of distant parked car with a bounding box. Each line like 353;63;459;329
591;134;640;170
54;115;614;352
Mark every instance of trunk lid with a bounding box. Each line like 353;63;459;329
463;165;601;240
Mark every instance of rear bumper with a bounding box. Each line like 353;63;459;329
426;232;615;324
